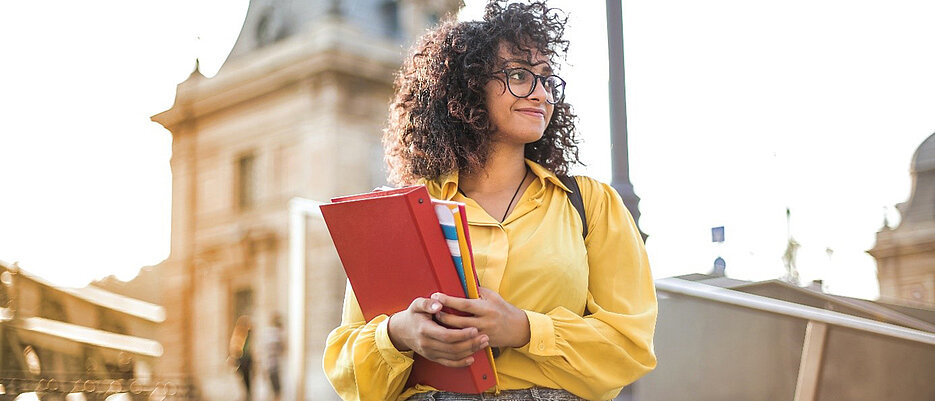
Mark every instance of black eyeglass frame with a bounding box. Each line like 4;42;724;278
496;67;567;105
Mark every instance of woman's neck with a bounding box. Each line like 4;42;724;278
459;142;527;196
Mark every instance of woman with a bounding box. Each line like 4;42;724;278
324;2;657;400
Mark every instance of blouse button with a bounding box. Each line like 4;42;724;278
537;342;545;351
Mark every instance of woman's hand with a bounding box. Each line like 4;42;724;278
387;297;490;368
433;287;531;349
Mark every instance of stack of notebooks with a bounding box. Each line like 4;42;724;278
320;185;498;393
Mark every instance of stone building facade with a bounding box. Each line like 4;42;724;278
150;1;460;399
0;260;173;398
869;132;935;308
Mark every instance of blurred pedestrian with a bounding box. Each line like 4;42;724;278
229;315;253;401
263;313;285;400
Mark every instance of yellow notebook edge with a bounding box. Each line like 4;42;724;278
452;208;479;299
447;203;500;390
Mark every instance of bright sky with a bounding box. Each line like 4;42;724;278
2;1;933;301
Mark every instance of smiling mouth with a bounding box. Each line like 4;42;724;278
516;109;545;118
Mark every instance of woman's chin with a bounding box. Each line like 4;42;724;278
524;131;546;143
492;126;546;146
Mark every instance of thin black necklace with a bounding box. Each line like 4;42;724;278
458;167;530;222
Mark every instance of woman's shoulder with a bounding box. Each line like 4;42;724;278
569;175;616;201
569;174;602;188
565;175;641;242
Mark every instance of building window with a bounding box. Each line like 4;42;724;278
39;288;67;321
231;287;254;326
381;0;400;38
97;307;128;335
237;154;258;211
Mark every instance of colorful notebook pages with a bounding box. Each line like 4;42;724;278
433;200;500;388
433;202;467;295
452;206;479;299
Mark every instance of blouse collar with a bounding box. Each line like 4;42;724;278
422;159;571;201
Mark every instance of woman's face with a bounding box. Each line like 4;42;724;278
484;42;556;146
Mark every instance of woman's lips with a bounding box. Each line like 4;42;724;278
516;108;545;118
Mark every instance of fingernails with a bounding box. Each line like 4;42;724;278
431;293;442;300
430;302;440;311
480;335;488;343
466;357;474;365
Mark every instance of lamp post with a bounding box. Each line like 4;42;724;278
606;0;646;242
607;2;644;399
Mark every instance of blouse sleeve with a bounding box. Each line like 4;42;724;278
323;282;416;401
514;177;658;400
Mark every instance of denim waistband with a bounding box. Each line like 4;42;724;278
405;387;589;401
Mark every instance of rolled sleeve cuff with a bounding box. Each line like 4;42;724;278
522;310;560;357
375;317;415;373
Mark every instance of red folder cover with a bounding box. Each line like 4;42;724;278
320;186;497;393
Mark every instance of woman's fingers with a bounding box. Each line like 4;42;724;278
477;286;499;300
420;323;477;344
431;292;483;314
420;334;489;361
431;288;530;348
400;295;494;365
435;310;477;329
409;297;442;315
409;318;488;360
390;297;456;352
432;355;477;368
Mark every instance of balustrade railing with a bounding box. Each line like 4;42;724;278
0;377;197;401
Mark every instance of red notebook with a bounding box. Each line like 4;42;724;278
320;185;497;393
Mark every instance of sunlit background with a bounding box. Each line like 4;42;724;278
2;0;934;301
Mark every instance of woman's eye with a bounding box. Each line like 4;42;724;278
509;70;528;80
544;78;558;90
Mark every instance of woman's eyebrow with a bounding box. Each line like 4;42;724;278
505;58;554;73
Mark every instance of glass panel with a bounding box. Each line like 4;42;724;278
237;154;257;210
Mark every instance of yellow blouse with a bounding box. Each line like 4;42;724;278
323;159;657;401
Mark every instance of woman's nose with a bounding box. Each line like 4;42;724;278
527;76;550;103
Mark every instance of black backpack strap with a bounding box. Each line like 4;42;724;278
558;175;588;239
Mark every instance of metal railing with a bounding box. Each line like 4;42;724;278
655;277;935;346
0;377;197;401
655;277;935;401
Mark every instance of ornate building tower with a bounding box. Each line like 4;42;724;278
869;132;935;308
150;1;460;399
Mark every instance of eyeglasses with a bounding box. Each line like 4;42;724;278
497;67;566;104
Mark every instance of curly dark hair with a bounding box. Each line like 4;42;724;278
383;0;581;185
